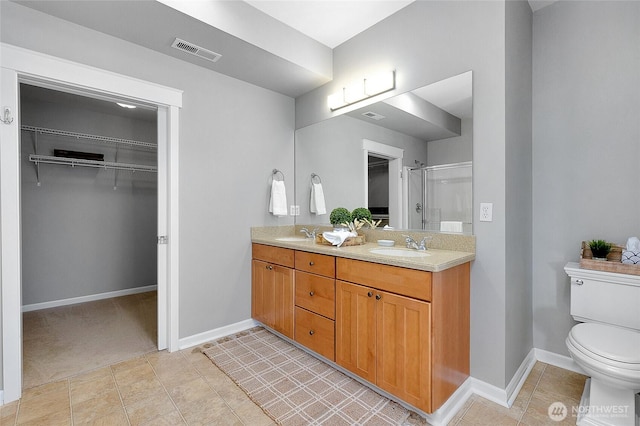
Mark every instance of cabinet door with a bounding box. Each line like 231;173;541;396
376;291;431;413
252;260;294;339
335;280;376;383
272;264;294;339
252;259;273;327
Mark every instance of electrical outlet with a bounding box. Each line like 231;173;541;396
290;205;300;216
479;203;493;222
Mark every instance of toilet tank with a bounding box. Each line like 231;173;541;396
565;262;640;331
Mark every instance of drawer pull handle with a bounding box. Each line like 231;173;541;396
309;330;315;336
375;294;381;300
309;291;314;296
367;291;373;297
309;261;315;266
575;279;584;285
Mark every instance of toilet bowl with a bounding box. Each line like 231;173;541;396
565;263;640;426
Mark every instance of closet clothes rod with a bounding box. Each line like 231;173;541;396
29;154;157;173
21;125;157;150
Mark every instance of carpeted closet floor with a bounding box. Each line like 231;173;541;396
22;291;157;390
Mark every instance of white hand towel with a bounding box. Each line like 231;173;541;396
322;230;356;247
269;180;287;216
440;221;463;233
310;182;327;215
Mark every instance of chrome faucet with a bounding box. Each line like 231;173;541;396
300;227;318;239
402;235;432;250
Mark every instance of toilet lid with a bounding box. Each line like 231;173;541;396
571;323;640;364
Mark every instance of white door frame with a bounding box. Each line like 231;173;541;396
0;44;182;403
362;139;403;228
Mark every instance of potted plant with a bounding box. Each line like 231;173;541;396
351;207;372;223
329;207;352;230
589;239;612;260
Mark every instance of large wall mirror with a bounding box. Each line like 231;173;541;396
295;71;473;234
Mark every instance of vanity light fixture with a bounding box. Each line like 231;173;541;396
116;102;137;109
328;70;395;111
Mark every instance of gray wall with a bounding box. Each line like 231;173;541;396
532;2;640;354
20;94;158;305
505;0;533;380
296;1;512;388
1;1;295;346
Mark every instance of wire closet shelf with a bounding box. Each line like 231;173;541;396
23;125;158;175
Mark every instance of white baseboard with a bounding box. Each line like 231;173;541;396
534;348;586;375
178;319;259;350
21;285;158;312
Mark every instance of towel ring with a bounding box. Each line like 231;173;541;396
272;169;284;181
311;173;322;184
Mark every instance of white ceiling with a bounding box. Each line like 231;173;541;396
245;0;414;48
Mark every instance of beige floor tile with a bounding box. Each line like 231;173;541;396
232;399;275;426
166;377;218;409
178;394;242;425
17;383;70;425
139;410;186;425
76;407;129;426
0;400;19;425
111;356;150;376
16;407;71;426
215;379;253;410
112;361;157;387
69;371;118;405
118;376;168;406
459;400;518;425
519;397;578;426
71;388;123;424
125;393;178;426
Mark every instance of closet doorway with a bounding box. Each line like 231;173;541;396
1;45;182;403
20;84;159;389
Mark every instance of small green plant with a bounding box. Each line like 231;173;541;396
329;207;352;227
351;207;372;222
589;239;612;259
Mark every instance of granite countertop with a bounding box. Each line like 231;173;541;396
251;234;475;273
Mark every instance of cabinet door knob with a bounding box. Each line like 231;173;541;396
309;330;315;336
375;294;381;300
309;291;314;296
309;261;314;266
367;291;373;297
266;265;273;270
575;279;584;285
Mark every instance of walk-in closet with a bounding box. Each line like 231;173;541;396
20;84;159;389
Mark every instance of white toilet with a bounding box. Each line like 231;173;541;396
565;262;640;426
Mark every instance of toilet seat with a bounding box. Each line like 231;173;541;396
570;323;640;365
567;323;640;390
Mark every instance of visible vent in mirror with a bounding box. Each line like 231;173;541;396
171;38;222;63
362;111;385;120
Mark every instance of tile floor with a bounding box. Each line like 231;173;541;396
1;294;588;425
0;350;588;425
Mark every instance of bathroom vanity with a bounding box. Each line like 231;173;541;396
251;230;474;414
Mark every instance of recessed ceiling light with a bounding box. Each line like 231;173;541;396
116;102;136;109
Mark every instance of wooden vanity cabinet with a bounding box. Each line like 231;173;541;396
251;244;295;339
336;257;469;414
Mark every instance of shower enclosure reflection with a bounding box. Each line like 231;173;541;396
405;161;472;232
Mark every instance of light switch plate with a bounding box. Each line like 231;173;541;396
290;205;300;216
480;203;493;222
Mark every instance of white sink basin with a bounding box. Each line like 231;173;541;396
275;237;311;242
369;248;431;258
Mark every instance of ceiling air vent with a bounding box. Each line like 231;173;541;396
171;38;222;63
362;111;386;121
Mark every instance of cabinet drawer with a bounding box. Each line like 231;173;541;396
295;307;335;361
295;251;335;277
252;243;294;268
295;271;335;319
336;258;432;301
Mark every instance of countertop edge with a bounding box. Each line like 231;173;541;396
251;238;475;272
